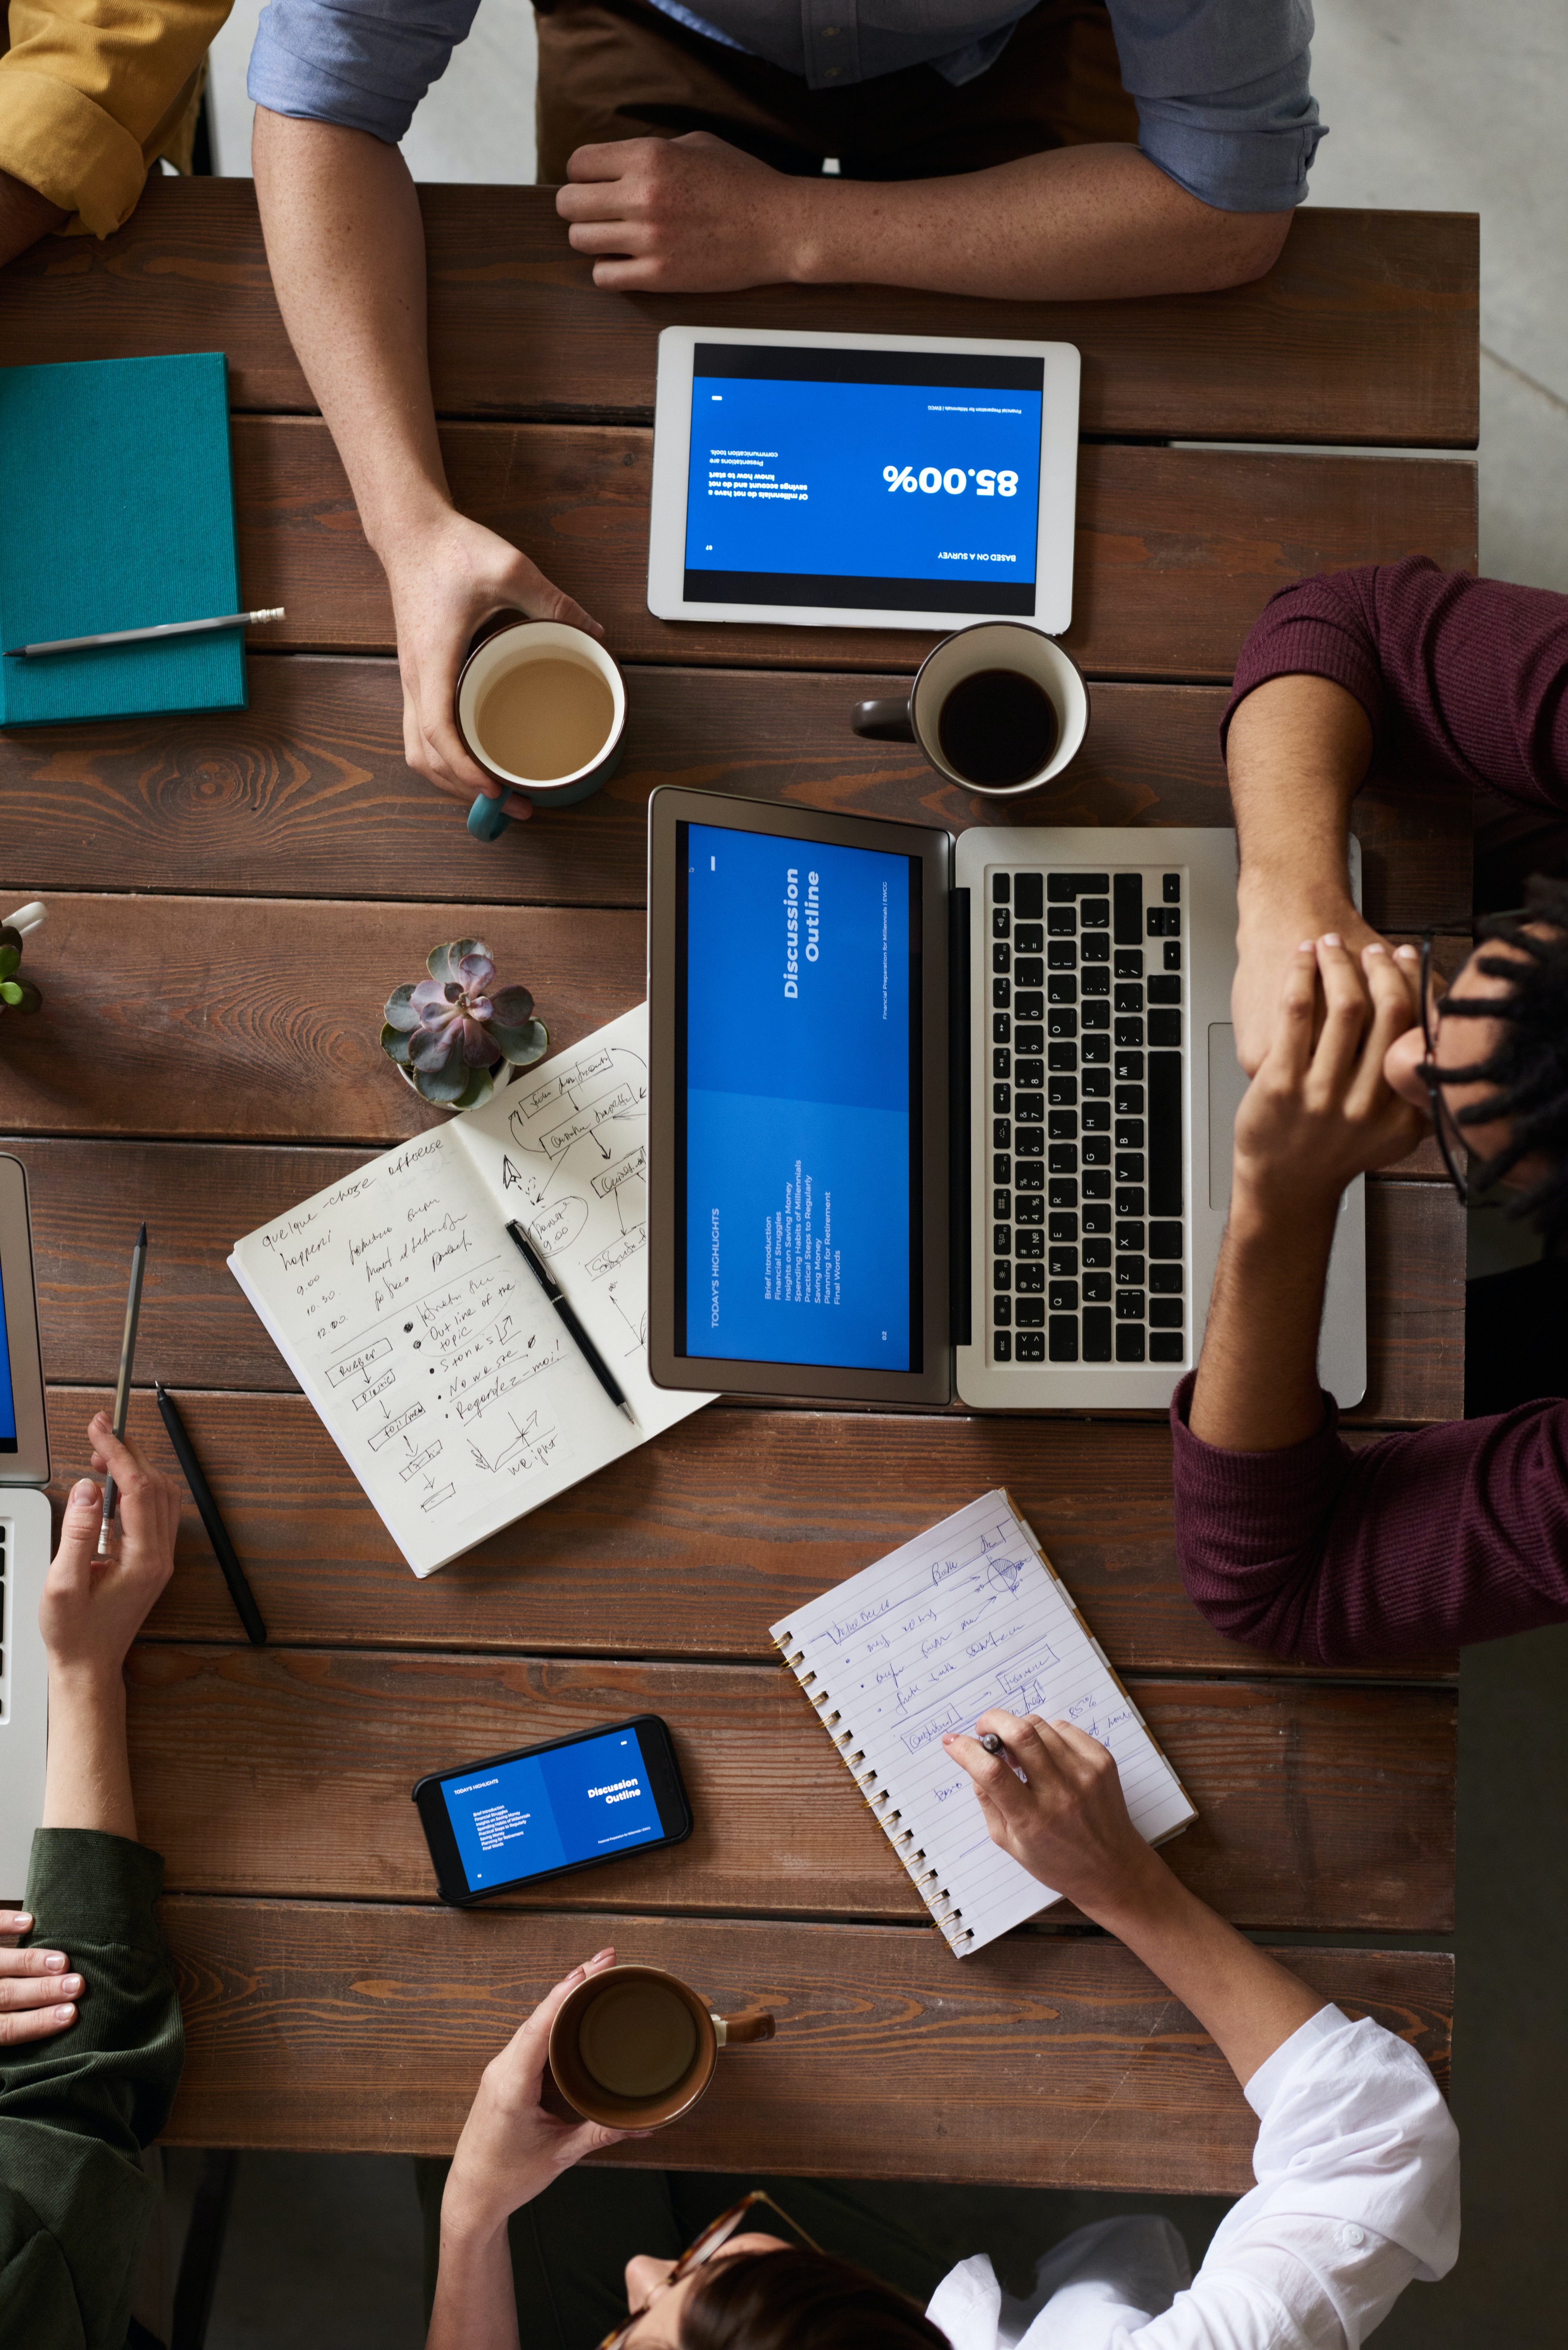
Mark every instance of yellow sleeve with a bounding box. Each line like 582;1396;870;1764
0;0;233;237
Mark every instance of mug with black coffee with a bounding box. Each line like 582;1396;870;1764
548;1963;775;2131
852;620;1087;796
457;616;627;839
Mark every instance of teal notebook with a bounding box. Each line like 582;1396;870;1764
0;352;247;728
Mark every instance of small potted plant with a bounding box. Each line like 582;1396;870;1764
381;939;548;1112
0;902;45;1021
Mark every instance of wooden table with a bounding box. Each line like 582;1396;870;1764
0;185;1474;2195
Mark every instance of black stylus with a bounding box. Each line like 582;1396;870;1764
155;1382;268;1645
505;1221;638;1426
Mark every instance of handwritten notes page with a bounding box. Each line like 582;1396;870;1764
771;1491;1194;1956
228;1006;712;1577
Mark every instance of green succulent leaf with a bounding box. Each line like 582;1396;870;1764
449;1065;496;1113
0;945;19;981
491;1018;549;1068
383;982;421;1032
0;980;40;1014
380;1022;414;1065
425;941;457;984
414;1054;474;1104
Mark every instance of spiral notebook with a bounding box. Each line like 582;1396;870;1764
770;1491;1195;1957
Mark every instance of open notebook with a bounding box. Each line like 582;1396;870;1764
229;1005;712;1576
771;1491;1195;1956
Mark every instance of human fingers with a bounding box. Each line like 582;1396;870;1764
0;1913;34;1941
557;2118;658;2167
512;1946;618;2062
1259;943;1321;1090
562;137;652;184
0;1995;77;2045
0;1938;67;1974
47;1475;104;1597
96;1415;180;1581
1307;935;1373;1094
0;1961;84;2012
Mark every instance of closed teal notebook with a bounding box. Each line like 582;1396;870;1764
0;352;247;728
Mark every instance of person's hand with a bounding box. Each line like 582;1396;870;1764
1232;935;1426;1217
442;1948;651;2238
557;133;811;292
1232;898;1384;1077
0;1911;83;2047
42;1415;180;1687
378;507;604;815
943;1709;1153;1917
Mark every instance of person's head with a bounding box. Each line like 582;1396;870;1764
609;2196;950;2350
1382;875;1568;1242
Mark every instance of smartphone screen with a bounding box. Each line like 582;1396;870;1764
414;1716;691;1903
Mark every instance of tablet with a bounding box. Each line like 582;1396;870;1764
647;327;1080;634
0;1155;49;1485
647;788;954;1407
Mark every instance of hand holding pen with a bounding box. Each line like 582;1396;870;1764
97;1223;147;1556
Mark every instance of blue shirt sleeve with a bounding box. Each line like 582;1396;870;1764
247;0;483;143
1107;0;1325;213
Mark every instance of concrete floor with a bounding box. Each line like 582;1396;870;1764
184;5;1566;2342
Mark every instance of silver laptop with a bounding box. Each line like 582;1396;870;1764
0;1154;51;1904
646;797;1363;1412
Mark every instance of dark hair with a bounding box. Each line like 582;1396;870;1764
680;2247;950;2350
1434;874;1568;1245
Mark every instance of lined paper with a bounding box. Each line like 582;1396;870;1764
772;1491;1194;1955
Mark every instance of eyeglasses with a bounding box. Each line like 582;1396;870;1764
1418;928;1469;1207
596;2191;822;2349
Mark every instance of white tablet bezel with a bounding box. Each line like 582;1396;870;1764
648;325;1080;635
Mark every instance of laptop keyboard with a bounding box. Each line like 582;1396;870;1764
986;866;1185;1368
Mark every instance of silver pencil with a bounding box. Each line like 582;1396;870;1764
5;607;285;658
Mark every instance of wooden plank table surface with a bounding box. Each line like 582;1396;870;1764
0;184;1474;2194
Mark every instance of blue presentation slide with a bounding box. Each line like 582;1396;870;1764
683;822;915;1370
685;374;1041;585
442;1725;661;1892
0;1264;16;1448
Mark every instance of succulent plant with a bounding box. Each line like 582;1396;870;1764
0;924;42;1018
381;939;548;1110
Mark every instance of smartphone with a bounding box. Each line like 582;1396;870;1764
412;1714;693;1907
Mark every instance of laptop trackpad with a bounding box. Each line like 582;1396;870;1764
1207;1024;1367;1410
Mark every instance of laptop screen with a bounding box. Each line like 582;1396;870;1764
676;819;922;1372
0;1258;16;1452
682;342;1043;616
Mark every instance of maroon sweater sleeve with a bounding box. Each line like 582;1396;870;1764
1219;557;1568;811
1169;1370;1568;1664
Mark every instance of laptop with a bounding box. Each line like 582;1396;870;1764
0;1153;51;1903
646;793;1364;1411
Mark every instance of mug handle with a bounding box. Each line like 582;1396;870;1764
851;698;916;743
468;790;513;842
711;2008;775;2046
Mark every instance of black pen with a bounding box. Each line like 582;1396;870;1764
505;1221;638;1426
99;1222;147;1550
156;1383;267;1646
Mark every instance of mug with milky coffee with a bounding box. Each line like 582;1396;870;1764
548;1963;774;2130
457;617;627;838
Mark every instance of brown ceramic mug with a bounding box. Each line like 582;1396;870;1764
547;1963;775;2129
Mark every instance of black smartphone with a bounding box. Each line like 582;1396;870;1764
412;1714;693;1907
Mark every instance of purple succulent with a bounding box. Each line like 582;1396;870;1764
382;938;548;1109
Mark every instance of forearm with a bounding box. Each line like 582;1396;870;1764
251;110;450;558
1228;676;1374;924
1189;1186;1335;1452
787;146;1288;302
0;166;67;268
1091;1845;1325;2090
426;2209;520;2350
42;1672;137;1841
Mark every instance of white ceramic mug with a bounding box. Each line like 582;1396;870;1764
852;621;1088;797
457;617;627;838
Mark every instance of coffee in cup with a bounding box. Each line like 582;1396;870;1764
851;620;1087;797
457;617;627;839
548;1963;774;2131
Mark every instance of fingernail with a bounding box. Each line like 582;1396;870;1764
1395;944;1418;959
1365;942;1388;956
61;1974;82;1993
1321;933;1342;947
1298;940;1315;953
72;1480;97;1504
55;2004;75;2021
9;1915;32;1929
43;1952;65;1971
592;1946;614;1963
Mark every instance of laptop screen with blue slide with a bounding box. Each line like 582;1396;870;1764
683;342;1042;615
0;1258;17;1452
677;819;922;1372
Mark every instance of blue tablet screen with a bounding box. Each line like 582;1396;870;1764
441;1724;663;1893
0;1260;17;1452
678;820;921;1372
684;342;1042;615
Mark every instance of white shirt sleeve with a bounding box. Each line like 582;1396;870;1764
927;2008;1459;2350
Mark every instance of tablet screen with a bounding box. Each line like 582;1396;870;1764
676;819;922;1372
0;1261;16;1453
683;343;1042;616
